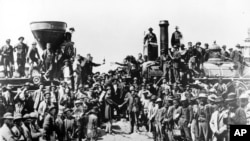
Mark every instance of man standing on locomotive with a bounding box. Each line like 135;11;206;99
14;36;29;77
42;43;55;80
230;44;244;77
0;39;14;78
28;41;40;78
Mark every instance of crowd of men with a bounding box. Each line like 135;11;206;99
0;26;249;141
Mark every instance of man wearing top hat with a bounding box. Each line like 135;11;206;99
230;44;244;77
14;36;29;77
1;39;14;78
0;112;17;141
171;26;182;47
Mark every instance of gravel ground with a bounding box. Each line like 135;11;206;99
97;119;154;141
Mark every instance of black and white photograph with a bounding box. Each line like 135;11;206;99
0;0;250;141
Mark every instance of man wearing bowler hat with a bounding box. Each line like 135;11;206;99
14;36;29;77
1;38;14;78
0;112;16;141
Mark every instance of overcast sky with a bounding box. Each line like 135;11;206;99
0;0;250;72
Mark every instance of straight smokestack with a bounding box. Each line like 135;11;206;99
159;20;169;55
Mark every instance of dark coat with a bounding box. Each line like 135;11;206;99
104;97;118;120
43;113;56;140
121;92;142;113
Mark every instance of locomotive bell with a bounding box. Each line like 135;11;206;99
30;21;67;50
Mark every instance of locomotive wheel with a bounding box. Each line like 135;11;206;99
33;76;41;84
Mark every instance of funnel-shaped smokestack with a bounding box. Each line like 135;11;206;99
159;20;169;54
30;21;67;50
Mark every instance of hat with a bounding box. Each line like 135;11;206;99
156;98;162;103
23;114;30;119
48;105;57;112
3;112;13;119
44;90;51;96
75;100;82;104
198;93;207;98
236;44;241;48
64;59;70;63
30;112;38;119
24;82;31;86
14;113;23;120
215;96;224;103
222;45;226;48
148;27;153;31
225;93;237;102
208;94;217;102
89;107;98;114
161;49;166;53
166;95;174;101
6;84;13;90
196;42;201;45
69;27;75;31
239;93;249;99
180;95;187;101
32;41;37;45
18;36;24;40
151;95;157;101
64;108;73;113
